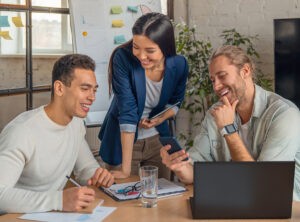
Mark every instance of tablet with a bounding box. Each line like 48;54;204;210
149;102;180;120
159;136;188;161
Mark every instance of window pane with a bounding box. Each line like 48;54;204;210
32;13;72;53
0;55;26;89
0;11;26;54
33;91;51;108
0;11;26;89
0;94;26;131
31;0;67;8
0;0;25;5
32;13;62;50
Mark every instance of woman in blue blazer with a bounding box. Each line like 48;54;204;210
98;13;188;179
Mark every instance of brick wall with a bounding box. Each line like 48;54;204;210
173;0;300;144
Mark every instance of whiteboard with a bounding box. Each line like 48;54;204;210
69;0;162;126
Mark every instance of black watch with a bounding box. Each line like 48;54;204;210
220;123;237;137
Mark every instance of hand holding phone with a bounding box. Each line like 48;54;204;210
159;136;188;161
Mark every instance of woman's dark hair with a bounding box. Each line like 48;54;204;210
108;12;176;96
51;54;95;98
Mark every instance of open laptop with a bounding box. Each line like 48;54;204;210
190;162;295;219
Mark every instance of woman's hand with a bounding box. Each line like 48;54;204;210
111;170;130;179
138;117;163;129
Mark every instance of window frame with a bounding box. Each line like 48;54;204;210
0;0;69;109
0;0;173;110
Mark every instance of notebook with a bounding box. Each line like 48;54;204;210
190;161;295;219
100;178;186;201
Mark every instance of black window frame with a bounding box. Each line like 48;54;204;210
0;0;173;110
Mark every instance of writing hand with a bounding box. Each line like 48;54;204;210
62;187;95;212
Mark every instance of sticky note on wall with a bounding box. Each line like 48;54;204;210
111;6;123;14
12;16;24;27
114;35;126;44
0;16;10;27
0;31;13;40
112;20;124;27
128;6;138;12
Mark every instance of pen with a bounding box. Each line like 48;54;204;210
66;175;81;187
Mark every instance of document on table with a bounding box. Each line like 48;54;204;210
19;203;116;222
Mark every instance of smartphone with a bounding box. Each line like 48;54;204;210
159;136;188;161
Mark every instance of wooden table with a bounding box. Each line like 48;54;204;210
1;176;300;222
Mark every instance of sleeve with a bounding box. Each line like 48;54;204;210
112;50;139;131
0;126;62;213
73;123;100;185
165;104;179;115
257;108;300;161
188;115;214;163
168;56;189;108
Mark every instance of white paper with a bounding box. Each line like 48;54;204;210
19;203;116;222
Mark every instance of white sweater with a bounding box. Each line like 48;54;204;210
0;106;100;213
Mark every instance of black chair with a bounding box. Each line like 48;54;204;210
168;117;176;181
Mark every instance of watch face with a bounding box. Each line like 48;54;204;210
225;124;236;133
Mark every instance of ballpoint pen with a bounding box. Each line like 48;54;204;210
66;175;81;187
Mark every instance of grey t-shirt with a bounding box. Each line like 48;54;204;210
137;76;163;139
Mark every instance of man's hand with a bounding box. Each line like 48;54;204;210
62;187;95;212
138;117;163;129
87;168;114;188
160;145;190;172
110;170;130;179
210;96;239;130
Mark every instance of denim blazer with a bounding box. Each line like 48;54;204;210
98;48;189;165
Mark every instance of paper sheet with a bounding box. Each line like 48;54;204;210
112;20;124;27
0;31;13;40
114;35;126;44
128;6;138;12
19;203;116;222
12;16;24;27
0;16;10;27
110;6;123;14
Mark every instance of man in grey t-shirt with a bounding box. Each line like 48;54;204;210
160;45;300;200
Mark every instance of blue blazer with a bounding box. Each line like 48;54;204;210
98;48;189;165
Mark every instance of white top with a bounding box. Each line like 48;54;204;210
238;120;253;155
137;76;163;139
0;106;100;213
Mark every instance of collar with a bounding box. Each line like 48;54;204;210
235;84;267;127
252;84;267;118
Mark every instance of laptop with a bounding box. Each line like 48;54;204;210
190;161;295;219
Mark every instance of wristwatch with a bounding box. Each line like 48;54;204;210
220;123;237;137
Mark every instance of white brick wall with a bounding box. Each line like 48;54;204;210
174;0;300;143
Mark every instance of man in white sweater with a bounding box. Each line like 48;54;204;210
0;54;114;213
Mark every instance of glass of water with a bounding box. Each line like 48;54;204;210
139;165;158;208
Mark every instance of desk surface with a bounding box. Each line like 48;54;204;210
1;176;300;222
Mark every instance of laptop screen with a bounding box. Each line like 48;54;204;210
192;161;295;219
